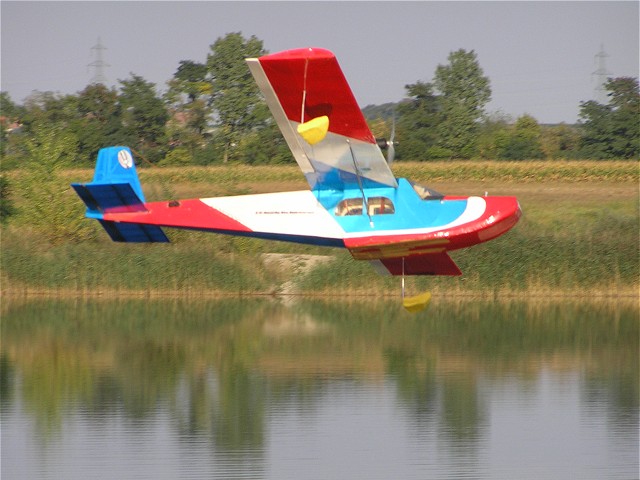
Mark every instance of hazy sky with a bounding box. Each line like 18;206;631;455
1;1;638;123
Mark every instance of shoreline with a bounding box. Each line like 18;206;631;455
3;286;638;302
3;164;637;304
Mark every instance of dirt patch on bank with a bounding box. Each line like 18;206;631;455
261;253;334;295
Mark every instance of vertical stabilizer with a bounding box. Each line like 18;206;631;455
92;146;146;202
71;146;169;243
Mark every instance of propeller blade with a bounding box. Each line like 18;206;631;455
387;141;395;165
386;118;396;165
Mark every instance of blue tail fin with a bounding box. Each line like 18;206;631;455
72;147;169;243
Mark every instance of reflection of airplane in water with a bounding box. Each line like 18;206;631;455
72;48;521;311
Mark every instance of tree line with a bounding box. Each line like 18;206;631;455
1;32;638;169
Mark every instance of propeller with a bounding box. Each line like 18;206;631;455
376;118;397;165
387;119;396;165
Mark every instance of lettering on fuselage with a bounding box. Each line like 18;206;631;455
255;211;315;215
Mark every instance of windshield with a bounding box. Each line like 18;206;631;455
409;181;444;200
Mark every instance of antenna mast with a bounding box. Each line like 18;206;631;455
88;37;110;85
592;44;611;104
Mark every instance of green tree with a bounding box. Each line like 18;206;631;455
73;84;124;162
0;91;23;120
0;175;14;223
396;81;441;160
500;114;545;160
579;77;639;159
206;33;267;162
476;111;512;159
540;123;580;159
20;91;79;132
0;92;25;161
14;122;93;243
6;92;80;168
478;113;566;160
169;60;211;104
166;60;212;138
164;61;213;163
433;49;491;158
236;121;291;165
119;74;168;162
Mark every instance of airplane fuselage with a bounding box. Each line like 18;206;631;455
97;177;521;275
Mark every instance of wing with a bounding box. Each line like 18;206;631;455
247;48;397;190
370;253;462;276
349;236;462;277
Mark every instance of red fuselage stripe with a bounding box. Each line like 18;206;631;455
103;199;252;233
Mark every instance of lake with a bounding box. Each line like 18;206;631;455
2;297;638;479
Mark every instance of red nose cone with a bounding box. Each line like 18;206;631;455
477;196;521;243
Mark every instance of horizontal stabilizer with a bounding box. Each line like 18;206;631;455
72;183;148;213
99;220;169;243
372;252;462;276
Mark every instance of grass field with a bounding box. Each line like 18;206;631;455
2;160;638;298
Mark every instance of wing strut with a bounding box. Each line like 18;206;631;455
347;139;373;227
401;257;406;298
300;56;309;123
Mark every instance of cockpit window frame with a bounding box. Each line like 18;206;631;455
335;196;395;216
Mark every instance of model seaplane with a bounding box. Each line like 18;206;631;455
72;47;521;312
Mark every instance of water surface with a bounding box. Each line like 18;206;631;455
2;298;638;479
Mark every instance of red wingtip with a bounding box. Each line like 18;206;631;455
259;47;335;61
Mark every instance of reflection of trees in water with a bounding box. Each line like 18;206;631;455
385;348;438;424
0;354;15;410
2;298;637;454
438;374;487;450
582;364;639;441
386;347;486;459
212;369;267;451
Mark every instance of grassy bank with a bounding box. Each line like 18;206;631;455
2;161;638;298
